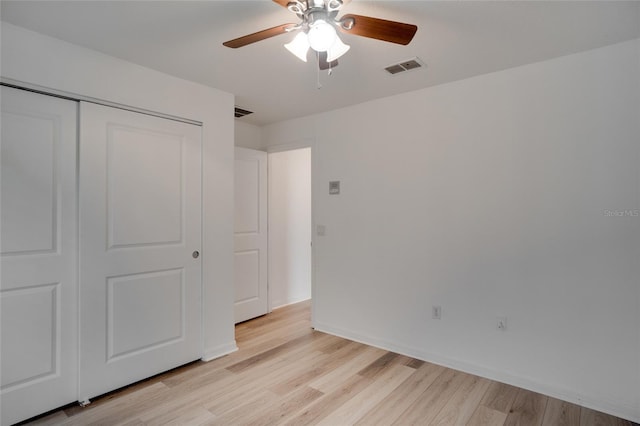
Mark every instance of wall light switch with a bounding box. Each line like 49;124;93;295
432;306;442;319
329;181;340;195
497;316;507;331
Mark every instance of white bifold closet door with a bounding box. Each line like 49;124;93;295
79;102;202;401
0;86;78;425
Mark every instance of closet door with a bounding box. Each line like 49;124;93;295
0;86;78;425
79;102;202;401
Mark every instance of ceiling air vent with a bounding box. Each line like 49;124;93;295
234;107;254;118
384;57;425;76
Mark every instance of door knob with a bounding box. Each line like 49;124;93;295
192;251;200;259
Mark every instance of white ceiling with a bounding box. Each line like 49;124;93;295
1;1;638;125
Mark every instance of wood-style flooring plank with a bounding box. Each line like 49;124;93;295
430;375;493;425
206;350;328;415
541;398;581;426
316;336;353;354
284;374;373;426
580;407;634;426
204;389;281;425
354;361;445;425
120;335;329;424
481;380;521;413
405;357;426;369
504;388;548;426
160;364;234;393
391;368;468;425
307;345;387;394
268;341;365;396
236;319;312;351
226;332;324;373
60;382;172;425
23;410;69;425
244;386;324;426
356;351;415;379
315;363;415;426
149;349;319;422
467;405;509;426
142;405;215;426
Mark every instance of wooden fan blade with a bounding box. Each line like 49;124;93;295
223;24;296;48
339;14;417;45
318;52;339;70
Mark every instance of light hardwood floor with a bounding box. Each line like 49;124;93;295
25;300;635;426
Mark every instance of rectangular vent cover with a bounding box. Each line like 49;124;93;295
234;107;254;118
384;64;405;75
384;57;425;75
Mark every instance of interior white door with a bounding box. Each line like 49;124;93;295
0;86;78;425
79;102;202;401
234;147;268;323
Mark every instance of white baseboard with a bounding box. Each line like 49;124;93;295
313;322;640;423
271;296;311;310
201;341;238;362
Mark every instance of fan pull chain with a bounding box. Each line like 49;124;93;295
316;51;323;89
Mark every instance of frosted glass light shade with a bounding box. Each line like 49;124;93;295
284;32;310;62
326;36;350;62
307;20;337;52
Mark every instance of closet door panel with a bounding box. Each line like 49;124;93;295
79;102;202;401
0;86;78;425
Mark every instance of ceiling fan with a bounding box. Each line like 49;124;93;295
223;0;418;70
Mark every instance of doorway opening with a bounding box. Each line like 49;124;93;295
268;147;312;310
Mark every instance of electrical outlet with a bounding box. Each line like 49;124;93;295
497;316;507;331
432;306;442;320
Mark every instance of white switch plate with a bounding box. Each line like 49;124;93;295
329;181;340;195
316;225;326;236
497;316;507;331
432;306;441;319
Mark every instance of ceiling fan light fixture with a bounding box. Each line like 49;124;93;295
284;31;310;62
307;19;337;52
224;0;419;73
327;37;351;62
326;36;350;62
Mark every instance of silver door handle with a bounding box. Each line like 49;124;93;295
192;251;200;259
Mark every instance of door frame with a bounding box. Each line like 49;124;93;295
266;138;315;326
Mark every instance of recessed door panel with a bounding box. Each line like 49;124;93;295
79;102;201;401
1;283;58;389
0;86;78;425
108;269;184;360
1;104;58;255
234;158;260;234
234;250;260;303
108;125;183;249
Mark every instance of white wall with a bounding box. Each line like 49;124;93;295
268;148;312;308
1;23;237;360
263;39;640;422
235;121;263;150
